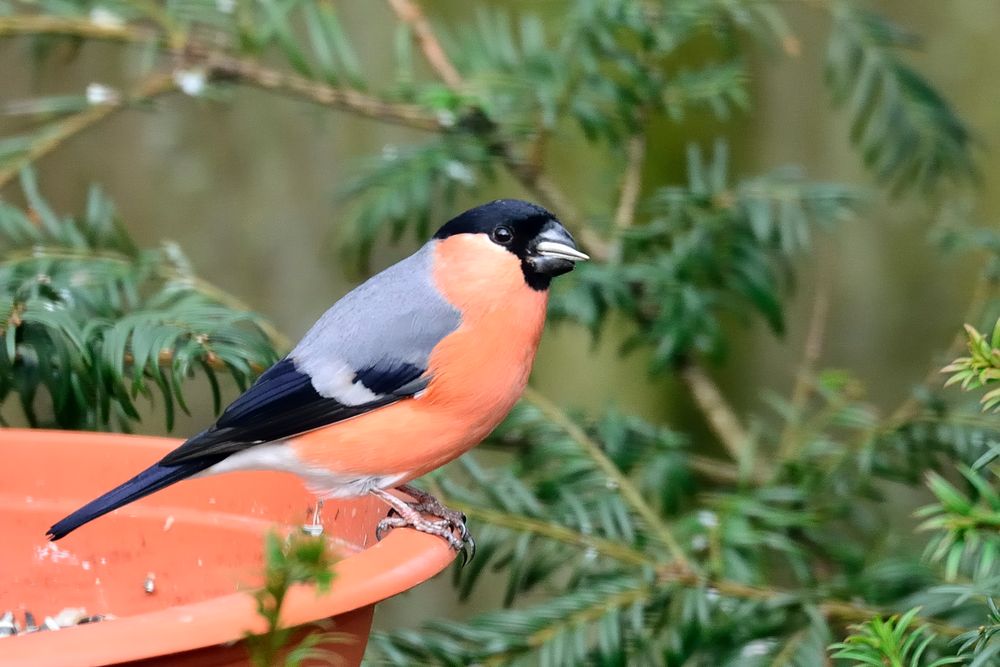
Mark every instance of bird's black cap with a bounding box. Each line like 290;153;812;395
433;199;555;239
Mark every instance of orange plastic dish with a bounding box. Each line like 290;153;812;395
0;429;456;666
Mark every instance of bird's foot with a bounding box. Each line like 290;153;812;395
396;484;471;543
371;488;475;563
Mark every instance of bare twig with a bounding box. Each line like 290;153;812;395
791;261;831;408
527;121;550;178
777;256;832;461
522;386;695;572
0;15;158;43
201;54;442;131
689;454;741;484
387;0;463;88
680;362;755;473
0;72;176;191
611;132;646;259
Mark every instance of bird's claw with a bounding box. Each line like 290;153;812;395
458;530;476;566
409;504;470;542
396;484;473;547
372;488;476;563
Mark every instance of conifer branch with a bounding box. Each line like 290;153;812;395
124;347;266;375
172;274;292;352
0;18;443;133
479;584;653;667
423;484;653;568
663;571;965;637
522;386;694;572
436;485;941;634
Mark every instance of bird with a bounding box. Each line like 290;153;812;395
46;199;588;555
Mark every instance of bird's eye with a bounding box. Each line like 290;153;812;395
491;225;514;245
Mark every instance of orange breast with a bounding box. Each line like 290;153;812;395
292;235;547;480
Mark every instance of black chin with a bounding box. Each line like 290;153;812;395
522;256;576;291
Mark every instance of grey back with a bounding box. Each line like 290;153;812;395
289;242;461;404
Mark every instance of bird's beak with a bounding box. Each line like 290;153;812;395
535;240;590;262
528;222;589;278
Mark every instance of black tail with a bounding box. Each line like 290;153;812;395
47;460;214;540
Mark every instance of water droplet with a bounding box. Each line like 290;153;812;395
696;510;718;528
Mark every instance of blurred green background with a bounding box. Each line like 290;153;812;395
2;0;998;633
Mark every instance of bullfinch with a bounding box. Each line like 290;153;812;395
46;199;588;553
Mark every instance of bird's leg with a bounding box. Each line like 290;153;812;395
370;488;472;558
302;499;325;537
